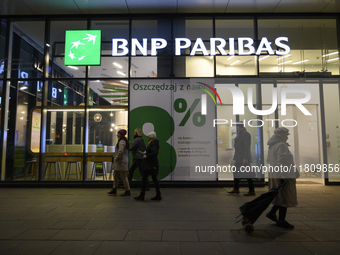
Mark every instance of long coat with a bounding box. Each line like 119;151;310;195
144;139;160;175
112;139;129;171
232;127;253;178
233;127;252;163
267;134;299;207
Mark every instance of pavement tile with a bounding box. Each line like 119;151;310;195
9;240;63;255
300;242;340;255
77;213;110;221
82;220;118;230
94;241;140;255
50;230;94;240
49;220;89;229
231;230;275;242
14;230;60;240
0;240;23;254
162;230;199;241
138;242;181;255
301;230;340;242
125;230;163;241
198;230;237;242
50;241;101;255
180;242;225;255
266;230;314;242
0;229;27;239
87;229;128;240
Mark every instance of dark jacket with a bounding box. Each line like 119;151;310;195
129;136;146;160
145;139;160;174
233;127;252;163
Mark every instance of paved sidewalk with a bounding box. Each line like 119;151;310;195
0;183;340;255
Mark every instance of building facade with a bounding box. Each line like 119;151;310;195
0;14;339;185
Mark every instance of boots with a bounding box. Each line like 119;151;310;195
121;190;131;196
107;188;116;195
134;193;145;201
151;192;162;201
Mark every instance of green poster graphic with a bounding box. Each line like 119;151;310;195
64;30;101;66
130;106;177;180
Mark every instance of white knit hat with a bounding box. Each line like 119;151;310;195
147;131;157;139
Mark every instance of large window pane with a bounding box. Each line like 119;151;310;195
174;19;214;77
258;19;339;75
215;19;256;76
51;20;87;78
323;83;340;182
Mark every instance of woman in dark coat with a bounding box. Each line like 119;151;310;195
228;123;255;196
134;131;161;201
128;128;147;184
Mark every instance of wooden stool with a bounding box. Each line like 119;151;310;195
44;162;62;180
65;161;82;180
91;162;107;180
25;159;38;180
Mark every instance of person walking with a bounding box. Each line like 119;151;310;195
265;127;299;229
134;131;161;201
128;128;149;189
108;129;131;196
228;123;255;196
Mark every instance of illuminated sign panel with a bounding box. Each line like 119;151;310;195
112;36;290;56
64;30;101;66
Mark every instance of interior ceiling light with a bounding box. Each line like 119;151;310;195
120;80;128;84
230;59;240;66
227;56;234;61
20;86;27;90
113;62;122;68
117;71;126;76
293;59;309;65
67;66;78;70
278;60;292;65
259;55;270;61
322;51;339;57
277;54;291;61
326;57;339;62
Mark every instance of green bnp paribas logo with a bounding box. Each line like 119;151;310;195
64;30;101;66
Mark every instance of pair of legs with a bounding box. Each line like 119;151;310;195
128;159;150;188
233;162;254;193
268;205;287;221
113;171;130;191
233;178;255;192
266;205;294;228
134;172;161;201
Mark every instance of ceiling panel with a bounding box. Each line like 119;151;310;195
0;0;34;15
226;0;280;13
1;0;340;16
74;0;129;14
274;0;332;13
177;0;228;13
23;0;82;15
321;0;340;12
126;0;177;13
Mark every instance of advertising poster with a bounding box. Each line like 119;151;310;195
30;109;41;153
130;79;217;181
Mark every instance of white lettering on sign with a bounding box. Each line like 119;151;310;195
52;87;57;99
112;37;290;57
214;85;311;116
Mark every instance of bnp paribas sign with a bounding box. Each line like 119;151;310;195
64;30;101;66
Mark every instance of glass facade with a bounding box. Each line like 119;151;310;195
0;14;339;185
